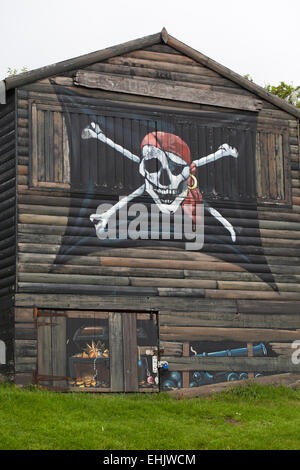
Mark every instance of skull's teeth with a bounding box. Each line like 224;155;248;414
157;189;179;195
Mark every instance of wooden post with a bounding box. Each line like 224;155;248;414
182;342;190;388
109;312;124;392
52;316;67;388
247;343;255;379
122;314;138;392
37;314;52;387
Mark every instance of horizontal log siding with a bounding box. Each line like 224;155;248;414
0;92;16;298
0;92;16;377
14;45;300;384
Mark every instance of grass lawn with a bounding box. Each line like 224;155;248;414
0;382;300;450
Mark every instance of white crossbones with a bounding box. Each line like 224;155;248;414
81;122;238;242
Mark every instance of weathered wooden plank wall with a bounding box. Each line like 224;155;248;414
12;43;300;387
0;90;16;376
0;91;16;295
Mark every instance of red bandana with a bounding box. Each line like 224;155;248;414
141;132;202;231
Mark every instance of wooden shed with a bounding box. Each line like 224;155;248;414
1;29;300;393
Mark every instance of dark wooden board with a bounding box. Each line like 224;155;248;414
164;356;300;373
109;312;124;392
122;313;138;392
75;71;263;112
160;326;300;342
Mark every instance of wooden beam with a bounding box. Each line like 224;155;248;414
164;356;300;372
74;71;263;112
160;326;300;342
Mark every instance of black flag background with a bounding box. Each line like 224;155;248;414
51;82;278;291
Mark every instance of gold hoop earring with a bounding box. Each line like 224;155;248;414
187;174;198;190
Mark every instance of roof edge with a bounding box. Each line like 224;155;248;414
165;33;300;120
4;30;164;92
2;29;299;120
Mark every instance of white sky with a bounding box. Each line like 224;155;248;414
0;0;299;87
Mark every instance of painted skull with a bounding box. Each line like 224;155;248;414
139;132;191;213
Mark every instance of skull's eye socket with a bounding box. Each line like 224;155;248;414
170;162;185;176
144;158;161;173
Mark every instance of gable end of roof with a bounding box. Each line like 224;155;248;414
2;28;300;120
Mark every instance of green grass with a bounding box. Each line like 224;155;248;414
0;383;300;450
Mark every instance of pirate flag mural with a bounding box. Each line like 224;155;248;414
84;125;237;242
52;83;278;290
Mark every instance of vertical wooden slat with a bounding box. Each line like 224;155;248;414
31;104;38;186
237;129;246;199
48;111;54;181
51;316;67;388
152;313;160;392
37;315;52;387
246;130;256;199
70;112;82;188
268;133;277;199
37;109;45;183
44;110;50;182
115;116;124;189
105;115;115;190
250;129;257;199
275;134;284;200
261;131;270;198
197;125;206;193
182;342;190;388
214;126;224;196
255;133;262;198
123;313;138;392
53;111;63;183
62;116;70;184
85;113;97;188
96;114;106;188
30;104;70;188
256;130;288;203
109;312;124;392
247;342;254;379
230;126;239;200
283;131;290;205
123;119;136;189
207;126;215;194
